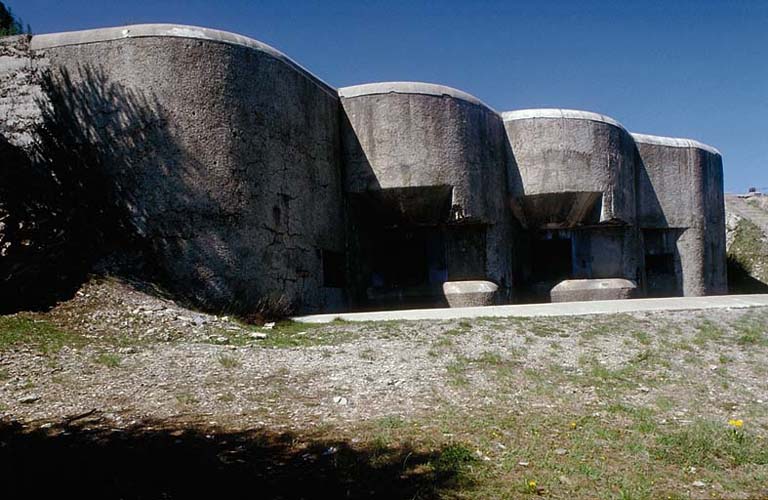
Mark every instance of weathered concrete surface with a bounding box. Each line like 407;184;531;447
293;294;768;323
502;109;637;226
550;278;637;303
442;280;498;307
340;82;514;304
28;25;345;313
634;133;727;296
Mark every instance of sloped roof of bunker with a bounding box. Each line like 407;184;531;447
339;82;494;111
30;23;337;97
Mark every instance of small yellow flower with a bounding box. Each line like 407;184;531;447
528;479;537;489
728;419;744;428
570;421;577;429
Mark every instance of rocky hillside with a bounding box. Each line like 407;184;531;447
725;193;768;293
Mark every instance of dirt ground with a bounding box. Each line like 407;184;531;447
2;277;768;499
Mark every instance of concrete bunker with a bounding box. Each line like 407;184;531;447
0;25;728;314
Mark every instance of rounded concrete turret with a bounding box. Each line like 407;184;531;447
502;109;637;228
339;81;513;300
29;24;345;313
632;132;726;295
339;81;506;224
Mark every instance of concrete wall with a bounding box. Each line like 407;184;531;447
28;25;345;313
633;134;727;295
339;82;514;300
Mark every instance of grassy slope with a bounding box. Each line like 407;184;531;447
728;217;768;293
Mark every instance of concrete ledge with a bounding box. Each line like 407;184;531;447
30;23;336;96
631;132;720;156
442;280;498;308
339;81;492;110
292;294;768;323
550;278;638;303
501;108;625;130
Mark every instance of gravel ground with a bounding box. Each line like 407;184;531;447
2;278;767;436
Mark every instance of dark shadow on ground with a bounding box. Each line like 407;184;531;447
727;256;768;294
0;418;464;499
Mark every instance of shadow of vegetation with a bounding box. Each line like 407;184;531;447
1;60;282;315
727;255;768;294
2;51;340;318
0;65;168;313
0;418;463;499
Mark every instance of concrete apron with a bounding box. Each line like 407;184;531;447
292;294;768;323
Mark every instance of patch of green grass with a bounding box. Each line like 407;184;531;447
432;443;476;476
244;321;357;349
446;356;470;386
632;330;651;345
175;392;198;405
654;419;768;467
429;337;455;357
474;351;504;366
218;354;241;369
655;395;675;412
607;404;658;434
93;352;121;368
693;320;725;346
376;415;405;431
530;322;562;337
341;402;768;499
444;319;473;336
579;314;640;342
576;351;661;393
732;312;768;346
0;315;85;355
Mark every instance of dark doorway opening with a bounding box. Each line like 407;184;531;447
645;253;677;297
521;233;573;302
370;226;446;289
642;229;682;297
348;186;453;310
531;236;573;283
446;224;487;281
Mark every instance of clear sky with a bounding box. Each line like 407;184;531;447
10;0;768;193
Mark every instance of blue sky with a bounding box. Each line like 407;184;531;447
11;0;768;192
